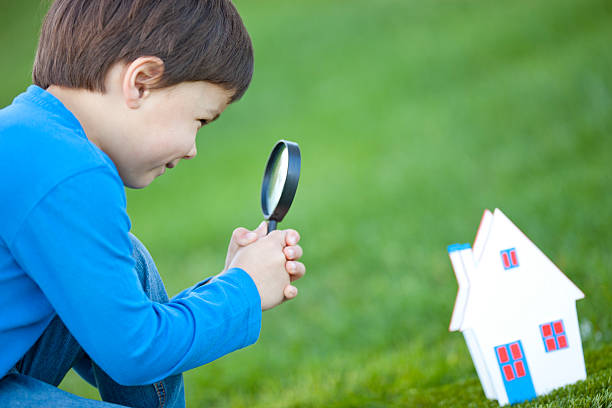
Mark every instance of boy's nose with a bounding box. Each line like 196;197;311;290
184;145;197;160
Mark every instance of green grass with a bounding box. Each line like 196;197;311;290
2;0;611;406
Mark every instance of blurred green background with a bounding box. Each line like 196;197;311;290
1;0;611;406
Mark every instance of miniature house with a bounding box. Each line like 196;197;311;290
448;208;586;405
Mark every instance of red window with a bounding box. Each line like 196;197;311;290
497;346;509;363
514;361;526;377
557;335;567;348
503;364;515;381
541;319;569;352
510;343;522;359
500;248;519;270
502;252;511;269
510;249;518;266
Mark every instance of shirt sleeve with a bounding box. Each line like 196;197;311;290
171;277;214;300
9;167;262;386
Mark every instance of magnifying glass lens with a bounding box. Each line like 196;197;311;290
266;147;289;212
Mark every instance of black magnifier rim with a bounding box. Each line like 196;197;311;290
261;140;301;222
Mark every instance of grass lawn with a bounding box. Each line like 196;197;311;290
1;0;611;406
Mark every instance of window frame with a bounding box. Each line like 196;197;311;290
500;248;519;270
540;319;569;353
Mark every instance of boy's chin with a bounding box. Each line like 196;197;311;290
122;172;156;189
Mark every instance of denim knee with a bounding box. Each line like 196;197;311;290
128;233;169;304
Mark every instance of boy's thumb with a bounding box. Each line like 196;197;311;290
254;221;267;238
233;227;256;246
244;231;257;243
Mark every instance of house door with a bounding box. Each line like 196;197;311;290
495;340;536;404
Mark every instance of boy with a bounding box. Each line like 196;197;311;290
0;1;305;407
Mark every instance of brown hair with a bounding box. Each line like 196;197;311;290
33;0;253;102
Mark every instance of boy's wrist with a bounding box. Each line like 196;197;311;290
216;267;262;311
218;267;262;344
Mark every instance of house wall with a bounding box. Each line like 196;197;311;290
470;300;586;406
527;302;586;395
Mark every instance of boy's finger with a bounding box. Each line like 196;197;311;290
284;229;300;246
283;285;298;299
286;261;306;282
266;229;288;248
283;245;303;260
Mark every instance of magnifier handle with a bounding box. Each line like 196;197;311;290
267;220;277;234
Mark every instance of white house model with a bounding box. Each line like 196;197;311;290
448;208;586;405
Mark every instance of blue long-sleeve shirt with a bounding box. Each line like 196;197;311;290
0;85;262;385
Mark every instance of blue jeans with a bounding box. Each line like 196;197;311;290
0;234;185;408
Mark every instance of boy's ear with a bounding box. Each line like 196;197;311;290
122;56;165;109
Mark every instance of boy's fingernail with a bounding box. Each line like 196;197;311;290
286;248;294;258
287;261;296;272
288;235;297;245
246;232;256;240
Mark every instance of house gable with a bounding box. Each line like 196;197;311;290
473;209;493;263
452;209;584;332
478;208;583;299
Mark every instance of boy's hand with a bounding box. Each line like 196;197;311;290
223;221;267;272
224;223;305;288
228;229;305;311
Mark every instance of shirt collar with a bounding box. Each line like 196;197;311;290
14;85;87;139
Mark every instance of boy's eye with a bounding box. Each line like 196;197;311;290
198;119;209;126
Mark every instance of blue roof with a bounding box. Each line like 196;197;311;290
447;243;472;253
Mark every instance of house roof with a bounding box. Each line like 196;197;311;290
449;208;584;332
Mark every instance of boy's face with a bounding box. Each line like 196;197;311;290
106;80;233;188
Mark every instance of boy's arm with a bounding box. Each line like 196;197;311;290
171;278;213;300
9;167;261;386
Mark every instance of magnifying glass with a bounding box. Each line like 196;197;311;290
261;140;301;234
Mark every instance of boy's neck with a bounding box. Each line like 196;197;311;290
46;85;106;150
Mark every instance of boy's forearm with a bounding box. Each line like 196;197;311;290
171;277;214;301
110;267;262;385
